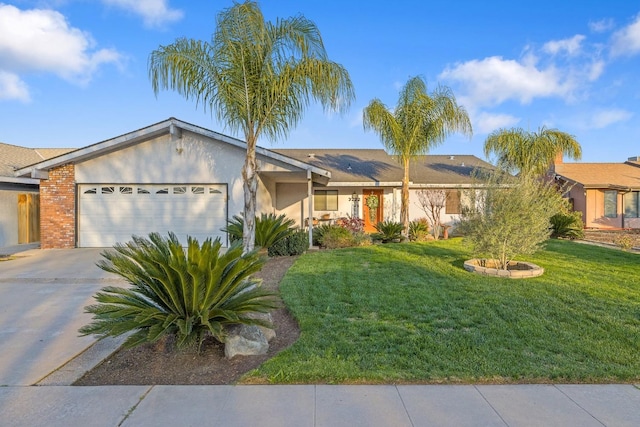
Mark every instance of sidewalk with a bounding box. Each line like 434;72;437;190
1;383;639;426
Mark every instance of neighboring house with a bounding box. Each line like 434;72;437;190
552;155;640;229
15;118;493;249
0;142;72;248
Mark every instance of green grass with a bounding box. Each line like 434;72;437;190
244;238;640;384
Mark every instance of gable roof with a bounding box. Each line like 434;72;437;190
274;149;494;187
554;162;640;190
0;142;73;185
14;118;331;181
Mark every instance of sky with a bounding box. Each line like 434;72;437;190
1;0;639;164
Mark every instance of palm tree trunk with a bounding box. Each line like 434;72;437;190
242;138;258;253
401;157;410;237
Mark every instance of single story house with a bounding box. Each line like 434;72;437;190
552;155;640;229
0;142;71;248
15;118;494;248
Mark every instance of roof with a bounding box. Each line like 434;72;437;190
0;142;73;184
554;162;640;190
273;149;494;186
14;118;331;181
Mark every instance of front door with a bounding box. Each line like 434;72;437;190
363;189;384;232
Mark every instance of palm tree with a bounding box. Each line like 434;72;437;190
484;126;582;176
363;76;472;235
148;1;354;252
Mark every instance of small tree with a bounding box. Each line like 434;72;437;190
416;189;448;240
457;172;567;269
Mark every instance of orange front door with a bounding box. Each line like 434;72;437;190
363;189;384;232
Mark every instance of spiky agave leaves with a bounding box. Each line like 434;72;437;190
79;232;277;351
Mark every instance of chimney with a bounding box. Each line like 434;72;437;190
554;152;563;165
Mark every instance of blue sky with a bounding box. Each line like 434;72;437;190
1;1;639;163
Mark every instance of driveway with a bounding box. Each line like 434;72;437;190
0;248;122;386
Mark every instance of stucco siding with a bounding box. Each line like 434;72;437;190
75;131;276;220
0;190;19;247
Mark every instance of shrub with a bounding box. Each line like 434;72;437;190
550;212;584;239
373;220;405;243
268;230;310;256
312;223;333;246
222;213;295;250
339;216;364;233
457;172;566;269
408;218;430;241
615;234;633;251
79;233;277;352
320;225;354;249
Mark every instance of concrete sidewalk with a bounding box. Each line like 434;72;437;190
1;384;639;427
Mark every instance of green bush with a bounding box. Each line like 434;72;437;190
373;220;405;243
222;213;295;250
457;172;567;269
312;223;333;246
320;225;354;249
268;230;310;256
408;218;430;241
79;233;277;352
550;212;584;239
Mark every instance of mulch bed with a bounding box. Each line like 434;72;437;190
74;256;300;386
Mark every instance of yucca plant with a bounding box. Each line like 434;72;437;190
79;232;277;352
222;213;295;250
408;218;430;241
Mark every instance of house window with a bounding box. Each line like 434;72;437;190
445;190;461;214
314;190;338;211
604;190;617;218
624;191;639;218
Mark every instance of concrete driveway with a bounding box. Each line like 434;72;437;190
0;248;123;386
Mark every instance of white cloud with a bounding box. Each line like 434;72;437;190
589;18;615;33
589;109;633;129
0;4;122;88
439;56;574;108
102;0;183;28
543;35;585;56
473;111;520;134
611;13;640;57
0;71;30;102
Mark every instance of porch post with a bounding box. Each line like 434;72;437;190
307;169;313;247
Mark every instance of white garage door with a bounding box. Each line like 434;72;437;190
78;184;228;247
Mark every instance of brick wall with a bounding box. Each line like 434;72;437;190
40;164;76;248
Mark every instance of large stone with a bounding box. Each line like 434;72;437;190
224;324;269;359
247;312;276;342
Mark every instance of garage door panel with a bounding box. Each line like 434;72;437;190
79;184;228;247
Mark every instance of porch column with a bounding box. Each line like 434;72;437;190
307;169;313;247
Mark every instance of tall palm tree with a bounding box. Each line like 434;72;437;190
484;126;582;176
363;76;472;235
148;1;354;252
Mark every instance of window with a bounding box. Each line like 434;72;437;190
445;190;461;214
173;186;187;194
101;186;114;194
604;190;617;218
314;190;338;211
625;191;639;218
119;186;133;195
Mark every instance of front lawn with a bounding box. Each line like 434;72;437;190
245;238;640;384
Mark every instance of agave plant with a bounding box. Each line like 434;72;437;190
222;213;295;250
79;232;277;351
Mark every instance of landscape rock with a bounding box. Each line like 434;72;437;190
224;324;269;359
